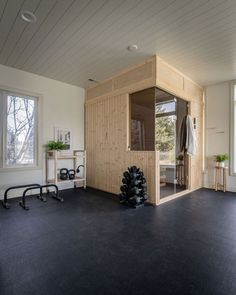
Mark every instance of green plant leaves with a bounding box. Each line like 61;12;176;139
46;141;66;150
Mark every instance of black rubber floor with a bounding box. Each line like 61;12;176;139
1;188;236;295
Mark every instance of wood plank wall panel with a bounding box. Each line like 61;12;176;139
156;57;184;97
189;101;204;190
107;94;127;193
86;94;157;203
156;56;203;103
87;80;113;100
113;61;153;90
86;57;156;100
184;78;203;103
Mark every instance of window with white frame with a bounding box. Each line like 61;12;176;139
231;82;236;174
0;89;38;168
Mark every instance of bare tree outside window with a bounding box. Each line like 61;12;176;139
155;102;176;164
6;95;36;166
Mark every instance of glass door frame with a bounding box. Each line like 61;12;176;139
155;87;190;201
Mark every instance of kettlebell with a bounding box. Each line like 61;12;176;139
68;169;76;180
60;168;69;180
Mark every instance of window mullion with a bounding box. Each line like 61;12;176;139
230;82;236;175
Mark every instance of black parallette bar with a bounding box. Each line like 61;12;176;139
20;184;63;210
2;183;41;209
19;186;42;210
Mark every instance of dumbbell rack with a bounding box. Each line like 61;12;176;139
46;150;86;189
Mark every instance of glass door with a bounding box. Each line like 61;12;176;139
129;86;188;200
155;88;188;199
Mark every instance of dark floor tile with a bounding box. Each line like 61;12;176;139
1;188;236;294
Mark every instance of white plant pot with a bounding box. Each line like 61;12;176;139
216;162;224;167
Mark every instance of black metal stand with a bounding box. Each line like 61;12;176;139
20;184;63;210
2;184;41;209
37;187;47;202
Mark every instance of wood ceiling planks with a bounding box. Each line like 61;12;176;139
0;0;236;86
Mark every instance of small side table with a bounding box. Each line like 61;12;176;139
214;166;228;192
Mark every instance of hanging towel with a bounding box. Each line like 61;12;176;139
186;115;196;156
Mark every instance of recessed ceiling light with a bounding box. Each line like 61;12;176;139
20;10;37;23
127;44;138;52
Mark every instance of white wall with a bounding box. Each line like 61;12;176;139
0;64;84;198
204;82;236;191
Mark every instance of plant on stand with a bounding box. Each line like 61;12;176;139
46;141;66;155
215;154;229;167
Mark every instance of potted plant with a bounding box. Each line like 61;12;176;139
176;154;184;165
215;154;229;167
46;141;66;156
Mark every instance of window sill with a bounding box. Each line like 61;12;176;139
0;166;41;172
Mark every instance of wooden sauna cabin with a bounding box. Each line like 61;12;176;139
85;55;204;205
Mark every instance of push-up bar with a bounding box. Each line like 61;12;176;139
2;183;63;210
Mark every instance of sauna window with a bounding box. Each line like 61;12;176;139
156;101;176;115
131;119;145;150
155;100;176;165
130;88;155;151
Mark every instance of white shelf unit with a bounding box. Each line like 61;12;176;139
46;150;86;189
